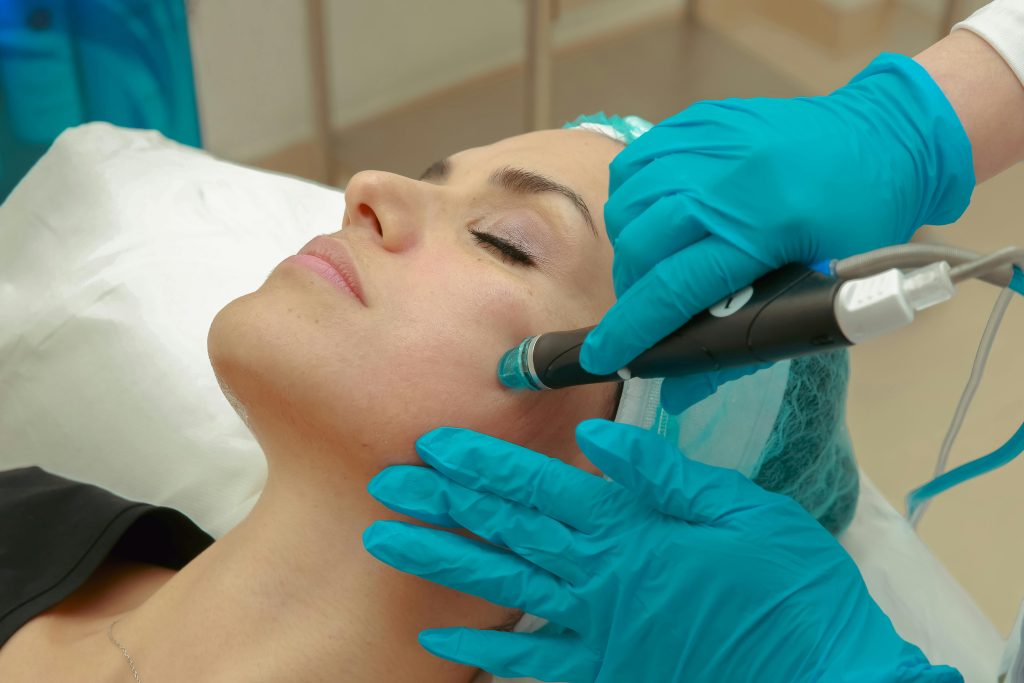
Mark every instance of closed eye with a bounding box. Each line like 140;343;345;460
471;230;536;267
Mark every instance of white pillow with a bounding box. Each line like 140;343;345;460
0;122;342;537
841;475;1003;682
0;124;1004;682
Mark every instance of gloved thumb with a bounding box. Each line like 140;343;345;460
576;419;769;525
580;238;768;376
660;363;771;415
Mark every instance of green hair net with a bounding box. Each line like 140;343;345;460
565;112;859;535
563;112;654;144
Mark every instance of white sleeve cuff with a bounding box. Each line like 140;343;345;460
952;0;1024;88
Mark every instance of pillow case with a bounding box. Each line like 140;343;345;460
0;122;342;537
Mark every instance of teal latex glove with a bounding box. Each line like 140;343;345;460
363;421;962;683
580;53;974;413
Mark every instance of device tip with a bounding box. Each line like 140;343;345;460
497;338;536;390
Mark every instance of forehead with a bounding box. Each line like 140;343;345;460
448;129;623;217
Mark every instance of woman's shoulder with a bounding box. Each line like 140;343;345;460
0;467;209;680
0;557;176;681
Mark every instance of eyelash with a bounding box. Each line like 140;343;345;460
471;229;536;267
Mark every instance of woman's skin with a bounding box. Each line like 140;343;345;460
0;128;624;683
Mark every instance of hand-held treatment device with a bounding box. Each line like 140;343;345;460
498;244;1024;529
498;261;958;391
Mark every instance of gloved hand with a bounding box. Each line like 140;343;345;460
363;420;962;683
580;53;975;413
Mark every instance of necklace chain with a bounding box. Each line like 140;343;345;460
107;618;143;682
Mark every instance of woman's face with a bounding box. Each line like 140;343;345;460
208;129;623;472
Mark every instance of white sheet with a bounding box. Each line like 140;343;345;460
0;123;1006;682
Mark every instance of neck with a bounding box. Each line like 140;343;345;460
91;435;500;683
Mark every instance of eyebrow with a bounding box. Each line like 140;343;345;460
418;158;596;236
419;158;450;182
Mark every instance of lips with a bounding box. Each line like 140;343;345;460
297;235;367;305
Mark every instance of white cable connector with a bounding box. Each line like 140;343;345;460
835;262;956;344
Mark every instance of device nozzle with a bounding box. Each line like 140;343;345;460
497;337;544;390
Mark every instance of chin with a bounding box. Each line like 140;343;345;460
207;288;411;467
209;291;275;431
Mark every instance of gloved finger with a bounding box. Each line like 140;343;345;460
659;362;771;415
580;238;769;376
603;152;699;246
363;520;585;630
415;427;612;534
609;194;707;297
419;628;598;683
606;112;716;196
368;465;459;528
369;466;588;584
576;419;773;525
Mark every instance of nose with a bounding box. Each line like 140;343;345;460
342;170;435;252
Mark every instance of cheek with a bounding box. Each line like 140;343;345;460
388;259;616;446
360;257;599;447
389;257;556;371
210;248;615;471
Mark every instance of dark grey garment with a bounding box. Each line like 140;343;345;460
0;466;213;647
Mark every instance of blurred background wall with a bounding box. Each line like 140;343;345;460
188;0;680;165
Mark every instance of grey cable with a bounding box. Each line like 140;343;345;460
834;242;1022;527
835;244;1014;287
948;247;1024;284
908;286;1016;528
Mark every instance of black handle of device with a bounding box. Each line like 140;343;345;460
534;264;852;389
